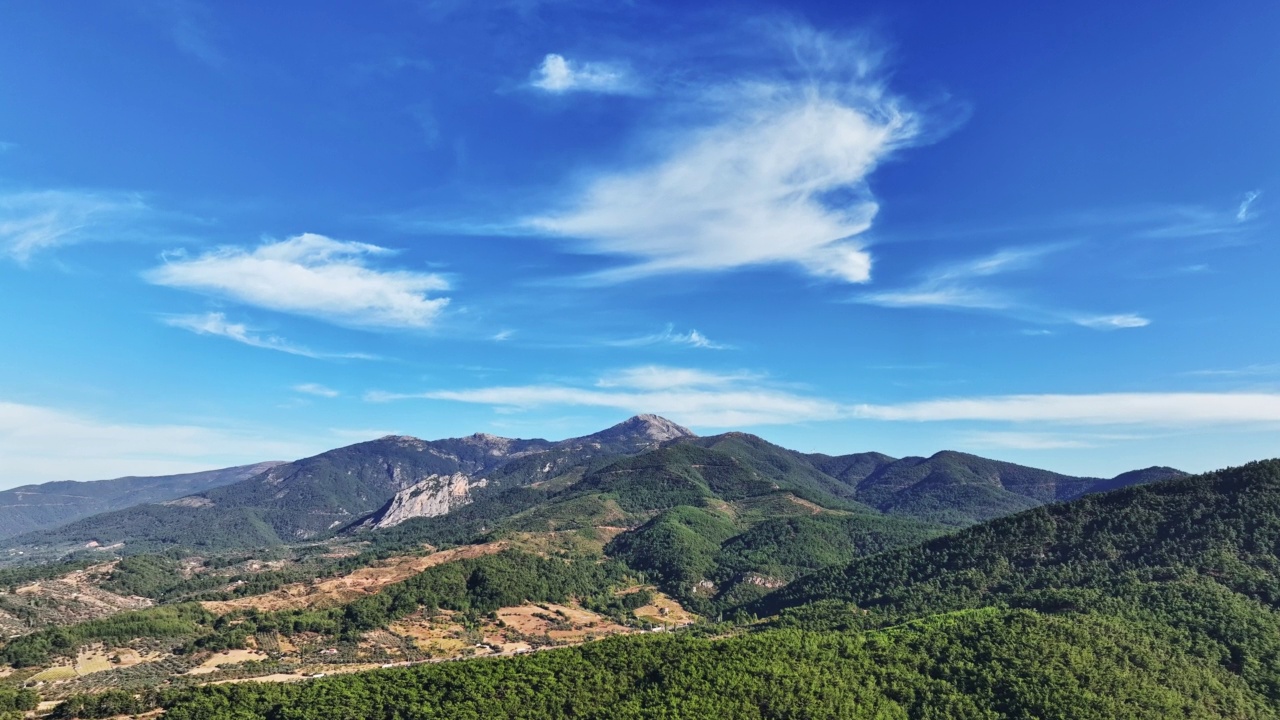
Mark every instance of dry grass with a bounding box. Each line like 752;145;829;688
628;588;699;626
495;603;631;642
188;649;270;675
201;542;510;614
29;665;78;682
390;611;471;656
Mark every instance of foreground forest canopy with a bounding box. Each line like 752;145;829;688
1;418;1276;719
86;459;1278;719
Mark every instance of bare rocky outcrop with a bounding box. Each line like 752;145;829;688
359;473;489;530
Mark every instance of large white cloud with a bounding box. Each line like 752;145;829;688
525;31;918;283
147;233;450;329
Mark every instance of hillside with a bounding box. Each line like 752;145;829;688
750;460;1280;703
0;462;283;540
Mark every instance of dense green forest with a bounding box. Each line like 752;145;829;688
68;609;1276;719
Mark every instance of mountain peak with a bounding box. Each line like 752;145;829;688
614;414;696;442
561;414;696;451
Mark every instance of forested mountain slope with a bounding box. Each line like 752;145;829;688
0;462;283;540
757;459;1280;616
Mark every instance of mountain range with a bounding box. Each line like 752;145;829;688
4;415;1183;559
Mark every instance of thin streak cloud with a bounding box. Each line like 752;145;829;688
163;312;378;360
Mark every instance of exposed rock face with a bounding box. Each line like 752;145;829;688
360;473;489;530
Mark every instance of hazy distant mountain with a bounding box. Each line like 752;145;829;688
0;462;284;540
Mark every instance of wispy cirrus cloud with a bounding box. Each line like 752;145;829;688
132;0;225;68
1072;314;1150;330
0;189;151;263
147;233;450;330
1185;363;1280;378
529;53;640;95
857;245;1150;330
524;25;922;284
606;325;731;350
1237;190;1262;222
162;312;379;360
293;383;340;398
366;365;840;427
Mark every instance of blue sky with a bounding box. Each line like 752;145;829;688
2;0;1278;486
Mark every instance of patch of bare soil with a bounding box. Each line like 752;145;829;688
630;589;698;626
201;543;510;615
0;563;152;636
784;494;847;515
188;649;271;675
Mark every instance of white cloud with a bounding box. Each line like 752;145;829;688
367;365;840;427
607;325;731;350
147;233;450;329
525;30;918;283
0;401;319;487
1072;314;1150;330
529;53;637;95
1237;190;1261;222
162;312;377;360
853;393;1280;426
293;383;340;398
0;190;149;263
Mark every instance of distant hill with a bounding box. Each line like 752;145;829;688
0;462;283;540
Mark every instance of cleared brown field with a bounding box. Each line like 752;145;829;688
201;542;510;614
